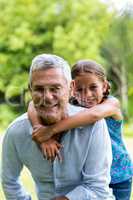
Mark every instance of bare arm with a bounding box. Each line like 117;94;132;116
29;97;123;144
28;101;42;128
47;97;123;135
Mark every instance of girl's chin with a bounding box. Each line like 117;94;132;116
81;102;96;108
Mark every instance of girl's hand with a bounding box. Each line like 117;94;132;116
32;125;54;143
40;138;63;162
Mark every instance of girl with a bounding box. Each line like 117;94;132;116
28;60;133;200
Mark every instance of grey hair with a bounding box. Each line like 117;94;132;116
29;53;72;88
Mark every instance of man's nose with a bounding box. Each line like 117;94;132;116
43;90;53;101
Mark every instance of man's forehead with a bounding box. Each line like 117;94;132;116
31;68;69;87
33;82;63;87
32;67;65;76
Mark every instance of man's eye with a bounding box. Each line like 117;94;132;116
50;87;61;93
34;87;43;92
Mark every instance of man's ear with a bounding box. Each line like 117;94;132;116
28;83;32;92
69;80;75;97
28;84;33;99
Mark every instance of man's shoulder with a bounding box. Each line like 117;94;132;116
91;118;107;132
5;112;32;136
68;104;107;128
81;119;107;132
8;112;29;126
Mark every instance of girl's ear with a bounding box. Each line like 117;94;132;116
103;80;108;93
103;80;111;99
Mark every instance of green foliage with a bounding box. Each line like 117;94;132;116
0;0;114;130
0;0;68;95
0;104;20;133
127;88;133;119
53;0;113;64
102;13;133;74
124;121;133;138
0;0;133;130
101;12;133;115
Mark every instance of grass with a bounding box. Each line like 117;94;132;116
124;122;133;138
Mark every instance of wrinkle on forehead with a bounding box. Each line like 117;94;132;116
31;68;69;88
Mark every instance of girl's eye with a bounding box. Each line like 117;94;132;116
76;88;83;92
90;85;98;90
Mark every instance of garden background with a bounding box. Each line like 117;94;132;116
0;0;133;199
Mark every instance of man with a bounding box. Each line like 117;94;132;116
2;54;115;200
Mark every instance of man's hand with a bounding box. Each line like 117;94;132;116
52;196;69;200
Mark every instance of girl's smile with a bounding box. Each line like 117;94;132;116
73;73;107;108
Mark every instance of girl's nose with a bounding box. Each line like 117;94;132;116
85;89;92;97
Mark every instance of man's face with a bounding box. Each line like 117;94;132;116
30;68;70;125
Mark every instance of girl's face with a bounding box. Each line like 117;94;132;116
73;73;107;108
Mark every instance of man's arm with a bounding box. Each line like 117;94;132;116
1;126;31;200
65;120;114;200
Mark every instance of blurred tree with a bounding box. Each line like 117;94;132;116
0;0;62;103
0;0;69;127
101;11;133;117
0;0;112;106
53;0;112;64
0;0;132;128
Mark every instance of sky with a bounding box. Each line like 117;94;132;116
101;0;133;12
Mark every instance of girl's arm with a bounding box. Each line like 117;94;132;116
28;97;122;144
40;138;63;162
28;101;42;127
46;97;123;134
28;102;62;161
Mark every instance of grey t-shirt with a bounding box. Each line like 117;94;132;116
2;104;115;200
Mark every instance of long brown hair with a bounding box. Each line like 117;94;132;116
71;60;110;99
